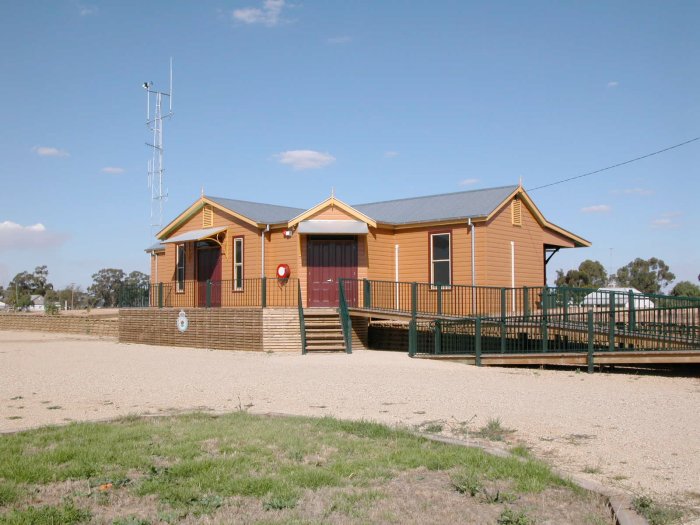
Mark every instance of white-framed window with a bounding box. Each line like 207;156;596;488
176;244;186;293
430;232;451;287
233;237;244;291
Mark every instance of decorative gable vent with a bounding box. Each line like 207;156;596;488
511;198;522;226
203;205;214;228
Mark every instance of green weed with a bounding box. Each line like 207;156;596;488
497;508;533;525
474;418;515;442
633;495;683;525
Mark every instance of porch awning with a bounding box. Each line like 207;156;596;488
144;242;166;253
161;226;227;244
296;220;369;235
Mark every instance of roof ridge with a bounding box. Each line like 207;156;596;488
351;184;518;207
206;195;305;210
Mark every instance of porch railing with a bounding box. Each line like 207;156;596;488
117;278;300;309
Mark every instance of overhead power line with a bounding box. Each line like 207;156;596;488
527;136;700;191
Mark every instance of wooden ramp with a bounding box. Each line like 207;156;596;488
416;350;700;367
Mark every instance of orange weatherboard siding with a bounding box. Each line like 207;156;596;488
149;188;589;307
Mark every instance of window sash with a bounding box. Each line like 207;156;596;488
176;244;185;293
430;233;451;287
233;238;244;291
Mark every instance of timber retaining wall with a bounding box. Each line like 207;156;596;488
119;308;303;352
0;313;118;337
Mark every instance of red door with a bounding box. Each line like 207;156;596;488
307;237;358;307
197;245;222;307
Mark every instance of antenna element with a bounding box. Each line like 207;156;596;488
144;59;174;233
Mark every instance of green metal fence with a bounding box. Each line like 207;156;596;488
117;278;300;309
338;279;700;359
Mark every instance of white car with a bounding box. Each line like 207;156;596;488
580;287;655;308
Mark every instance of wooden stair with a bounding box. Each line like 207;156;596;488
303;308;346;352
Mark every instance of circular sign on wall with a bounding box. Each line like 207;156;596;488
177;310;189;332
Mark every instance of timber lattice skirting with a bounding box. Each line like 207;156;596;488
118;308;303;352
0;313;118;337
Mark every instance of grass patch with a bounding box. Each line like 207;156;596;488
632;495;683;525
0;501;90;524
473;418;515;442
0;481;22;507
0;412;601;523
328;489;384;517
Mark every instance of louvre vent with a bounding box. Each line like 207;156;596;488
512;199;522;226
203;205;214;228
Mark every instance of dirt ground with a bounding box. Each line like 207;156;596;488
1;330;699;517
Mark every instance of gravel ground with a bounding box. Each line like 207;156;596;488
1;330;699;515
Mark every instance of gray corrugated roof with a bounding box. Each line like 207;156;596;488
145;242;166;252
352;185;518;225
205;186;518;226
207;195;305;224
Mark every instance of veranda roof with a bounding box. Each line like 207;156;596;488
161;226;227;244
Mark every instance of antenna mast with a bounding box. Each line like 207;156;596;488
144;58;173;233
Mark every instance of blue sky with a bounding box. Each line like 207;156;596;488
1;1;698;290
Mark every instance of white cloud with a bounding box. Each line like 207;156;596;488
78;5;98;16
581;204;611;213
0;221;69;251
328;36;351;44
276;150;335;170
459;178;479;186
652;212;681;229
384;151;399;158
233;0;286;26
33;146;69;157
607;81;619;88
611;187;653;196
101;166;125;174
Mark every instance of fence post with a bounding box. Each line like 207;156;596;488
408;319;417;357
158;283;163;308
437;284;442;316
523;286;529;318
261;276;267;308
563;287;569;322
411;282;417;318
500;288;506;319
609;291;615;351
363;278;371;309
587;310;594;373
205;280;212;308
475;318;482;367
500;288;506;353
434;320;442;355
628;290;636;332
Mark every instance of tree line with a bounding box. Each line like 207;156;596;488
555;257;700;297
0;266;149;310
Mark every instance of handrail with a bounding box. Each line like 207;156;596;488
298;284;307;354
338;278;352;354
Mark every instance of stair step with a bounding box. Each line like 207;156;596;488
305;345;347;351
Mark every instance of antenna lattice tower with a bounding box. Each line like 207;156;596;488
144;59;173;232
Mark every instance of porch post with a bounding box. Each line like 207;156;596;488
261;277;267;308
206;280;211;308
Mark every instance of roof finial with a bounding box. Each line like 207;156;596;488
518;176;523;188
201;186;204;197
331;187;335;199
